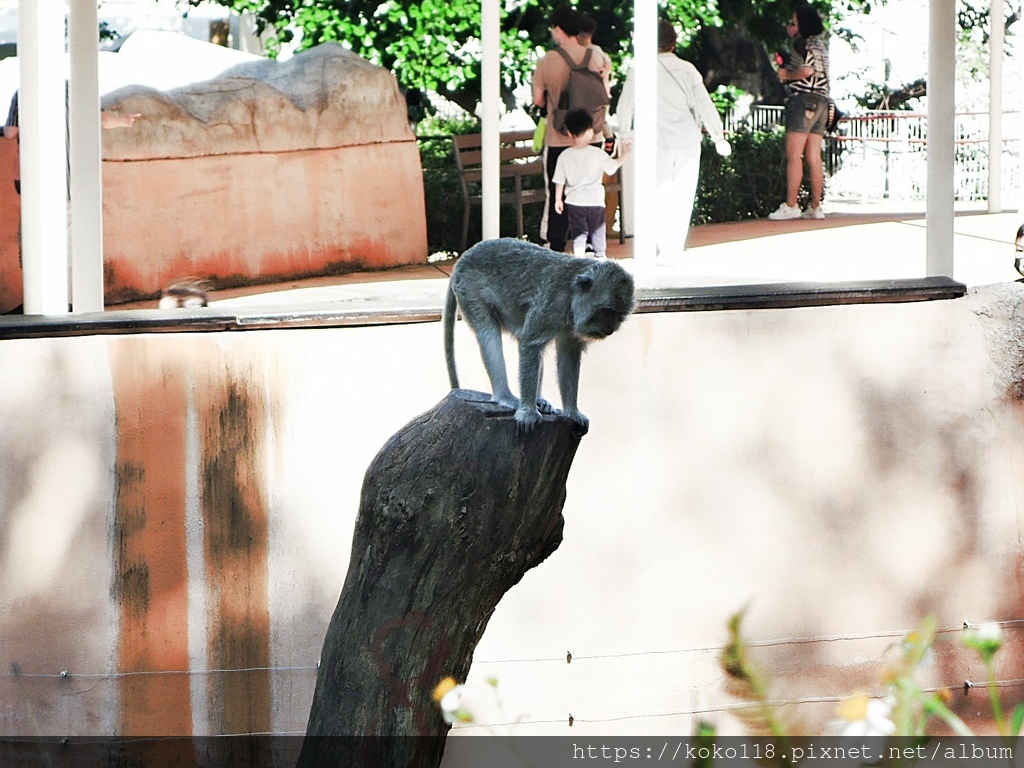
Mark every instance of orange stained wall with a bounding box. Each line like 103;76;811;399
0;139;21;312
101;140;427;304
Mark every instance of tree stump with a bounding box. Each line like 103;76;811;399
297;389;585;768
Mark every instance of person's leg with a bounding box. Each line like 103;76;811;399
566;204;588;256
589;207;608;258
784;131;809;208
540;146;551;245
545;146;569;252
655;149;686;258
804;132;824;209
676;147;701;251
572;233;588;256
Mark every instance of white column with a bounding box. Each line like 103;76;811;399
18;0;69;314
69;0;105;312
987;0;1003;212
631;0;657;268
926;0;955;277
480;0;500;241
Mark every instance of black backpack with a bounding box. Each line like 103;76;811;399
550;47;609;136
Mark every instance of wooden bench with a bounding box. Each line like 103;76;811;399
452;130;546;251
453;129;624;252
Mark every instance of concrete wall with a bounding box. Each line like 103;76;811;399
1;284;1024;742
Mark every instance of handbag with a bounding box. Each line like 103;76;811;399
532;116;546;153
825;98;843;133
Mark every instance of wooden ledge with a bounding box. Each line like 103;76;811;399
637;276;967;313
0;277;967;340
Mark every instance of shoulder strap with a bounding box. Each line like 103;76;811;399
553;46;576;70
659;58;701;125
554;46;593;72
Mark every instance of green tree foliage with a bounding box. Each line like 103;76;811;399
194;0;870;113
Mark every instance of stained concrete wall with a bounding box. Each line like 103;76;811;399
1;284;1023;742
0;138;18;312
0;43;428;311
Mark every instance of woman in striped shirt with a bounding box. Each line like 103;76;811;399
768;2;830;221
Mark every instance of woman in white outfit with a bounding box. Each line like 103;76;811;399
616;20;731;262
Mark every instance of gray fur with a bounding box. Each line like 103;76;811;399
443;238;636;432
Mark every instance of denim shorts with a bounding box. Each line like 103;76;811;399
784;91;828;136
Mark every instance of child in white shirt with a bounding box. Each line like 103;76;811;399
552;108;629;259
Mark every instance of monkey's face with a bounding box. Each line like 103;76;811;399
580;306;630;339
571;263;636;340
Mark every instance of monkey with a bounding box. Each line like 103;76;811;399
159;278;212;309
443;238;635;433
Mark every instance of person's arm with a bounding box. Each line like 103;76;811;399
532;54;548;109
554;182;565;213
778;64;813;82
780;41;817;83
602;148;627;174
689;68;726;145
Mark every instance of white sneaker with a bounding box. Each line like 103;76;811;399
802;206;825;220
768;202;802;220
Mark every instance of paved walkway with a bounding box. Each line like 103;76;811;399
119;202;1022;313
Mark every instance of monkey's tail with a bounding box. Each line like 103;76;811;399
443;281;460;389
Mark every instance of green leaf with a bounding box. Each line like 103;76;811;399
1010;703;1024;737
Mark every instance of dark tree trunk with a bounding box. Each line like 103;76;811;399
297;390;584;768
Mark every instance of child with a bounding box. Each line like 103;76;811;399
552;108;629;259
577;14;613;98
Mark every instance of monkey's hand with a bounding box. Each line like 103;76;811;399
536;397;557;415
514;405;542;433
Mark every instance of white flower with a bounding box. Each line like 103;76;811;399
439;686;468;724
433;677;475;725
964;621;1003;659
837;694;896;737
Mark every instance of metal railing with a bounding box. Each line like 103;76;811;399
725;105;1021;203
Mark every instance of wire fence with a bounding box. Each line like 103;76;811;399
726;106;1022;204
4;618;1024;733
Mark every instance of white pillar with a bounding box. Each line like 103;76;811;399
926;0;956;277
631;0;657;268
69;0;105;312
480;0;500;241
987;0;1003;212
18;0;69;314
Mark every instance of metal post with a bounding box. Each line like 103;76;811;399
480;0;500;241
987;0;1003;212
69;0;105;312
18;0;69;314
631;0;657;269
926;0;956;277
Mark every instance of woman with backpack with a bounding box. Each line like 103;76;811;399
531;5;611;253
768;2;830;221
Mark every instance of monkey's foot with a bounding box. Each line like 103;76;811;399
536;398;556;415
514;406;541;433
560;407;590;432
490;393;519;412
